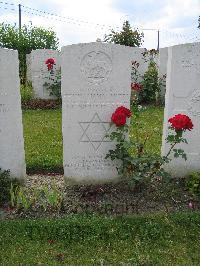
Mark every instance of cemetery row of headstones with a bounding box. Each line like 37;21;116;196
26;49;60;99
26;46;162;100
0;42;199;182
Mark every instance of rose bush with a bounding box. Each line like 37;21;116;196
106;102;193;185
44;58;61;99
131;51;166;104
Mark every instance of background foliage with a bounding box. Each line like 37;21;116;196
20;83;34;103
140;61;161;103
0;23;59;84
44;68;61;99
104;20;144;47
0;169;19;206
131;49;166;104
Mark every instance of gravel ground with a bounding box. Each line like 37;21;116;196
1;174;199;220
25;174;65;190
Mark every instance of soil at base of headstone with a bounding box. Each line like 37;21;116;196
1;175;199;220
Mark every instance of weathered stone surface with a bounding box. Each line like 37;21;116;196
159;47;168;100
26;53;32;83
28;49;60;99
61;42;132;183
162;43;200;177
0;48;26;179
129;47;148;82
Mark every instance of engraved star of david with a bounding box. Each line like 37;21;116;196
79;113;112;151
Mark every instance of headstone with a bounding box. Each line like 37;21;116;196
162;42;200;177
130;48;160;92
129;47;148;83
0;48;26;179
61;42;132;183
28;49;60;99
26;53;32;83
159;47;168;100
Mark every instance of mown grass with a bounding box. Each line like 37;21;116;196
0;212;199;265
22;106;164;174
130;105;164;155
22;109;63;174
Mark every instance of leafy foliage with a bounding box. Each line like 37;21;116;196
106;101;191;186
104;20;144;47
131;52;166;104
10;184;32;210
43;68;61;99
106;126;169;186
0;23;59;83
39;183;64;212
0;169;19;206
20;82;34;104
10;183;64;212
140;61;162;103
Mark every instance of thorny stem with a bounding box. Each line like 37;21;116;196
148;140;178;180
165;141;178;159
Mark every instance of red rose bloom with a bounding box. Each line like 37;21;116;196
111;106;132;126
168;114;193;131
111;111;126;126
45;58;55;65
131;82;142;92
45;58;55;71
115;106;132;118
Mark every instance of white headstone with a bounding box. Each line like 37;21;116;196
28;49;60;99
129;48;160;92
162;43;200;177
26;53;32;83
61;42;132;183
159;47;168;100
0;48;26;179
129;47;148;83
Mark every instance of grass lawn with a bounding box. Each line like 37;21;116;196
22;106;164;174
0;212;199;265
23;109;63;174
130;105;164;154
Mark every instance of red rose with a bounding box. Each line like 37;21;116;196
168;114;193;131
115;106;132;118
45;58;55;65
111;106;132;126
45;58;55;71
111;111;126;126
131;82;142;92
47;63;53;71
